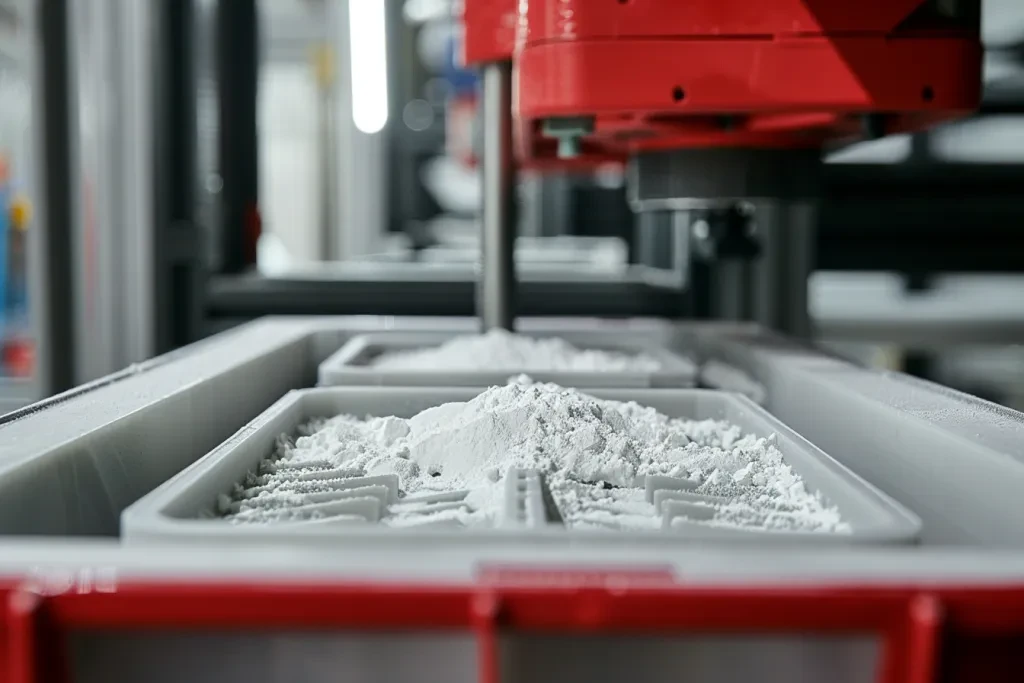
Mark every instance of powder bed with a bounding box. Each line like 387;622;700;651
317;330;699;388
122;385;921;546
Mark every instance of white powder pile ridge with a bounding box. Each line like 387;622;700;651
222;383;848;534
369;329;665;372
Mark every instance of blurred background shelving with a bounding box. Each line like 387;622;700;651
3;0;1024;411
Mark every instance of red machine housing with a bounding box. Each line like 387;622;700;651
460;0;517;65
462;0;982;168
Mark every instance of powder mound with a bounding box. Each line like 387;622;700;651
229;383;848;533
369;329;664;372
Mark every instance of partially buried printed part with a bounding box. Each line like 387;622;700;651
218;383;847;533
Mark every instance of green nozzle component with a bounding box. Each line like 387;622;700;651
557;136;581;159
542;117;594;160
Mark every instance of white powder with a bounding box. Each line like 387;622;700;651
369;329;664;372
224;383;848;534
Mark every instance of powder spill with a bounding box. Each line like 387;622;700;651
220;383;849;534
368;329;665;372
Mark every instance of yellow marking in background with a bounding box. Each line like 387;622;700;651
312;44;335;88
9;195;30;231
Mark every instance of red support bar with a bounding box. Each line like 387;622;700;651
6;590;40;683
473;592;502;683
0;587;9;682
44;582;474;631
942;587;1024;632
8;579;1024;683
493;587;910;633
906;595;944;683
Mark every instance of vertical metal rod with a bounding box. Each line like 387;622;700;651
217;0;259;274
783;201;816;339
479;61;516;331
154;0;201;352
752;200;783;331
35;0;78;393
315;45;338;261
752;199;815;339
714;261;750;321
670;210;690;289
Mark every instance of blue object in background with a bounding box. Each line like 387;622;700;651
0;178;9;349
444;31;478;97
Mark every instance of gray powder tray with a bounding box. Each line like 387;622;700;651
316;331;698;388
122;388;921;546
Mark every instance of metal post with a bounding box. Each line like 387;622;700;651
714;261;751;321
114;0;156;368
539;173;571;237
783;201;815;339
636;210;690;291
216;0;259;274
34;0;77;394
752;200;782;331
753;199;815;339
314;44;338;260
479;61;516;331
153;0;203;352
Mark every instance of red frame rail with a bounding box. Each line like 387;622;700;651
4;578;1024;683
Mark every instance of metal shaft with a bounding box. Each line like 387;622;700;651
479;61;516;331
712;261;747;321
753;200;816;339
